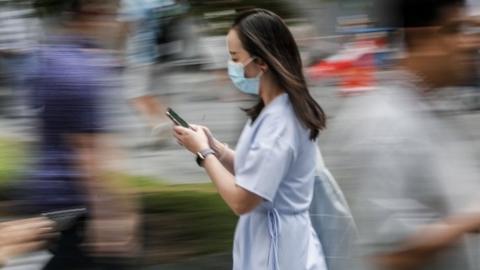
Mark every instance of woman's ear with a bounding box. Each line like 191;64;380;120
255;58;268;72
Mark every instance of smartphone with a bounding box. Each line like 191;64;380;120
41;208;87;231
166;108;191;129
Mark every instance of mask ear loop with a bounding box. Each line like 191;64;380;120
242;57;255;67
253;58;265;78
243;57;264;78
256;69;264;79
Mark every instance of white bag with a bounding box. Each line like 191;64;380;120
309;147;357;270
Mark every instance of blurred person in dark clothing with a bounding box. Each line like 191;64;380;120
17;0;138;269
324;0;480;269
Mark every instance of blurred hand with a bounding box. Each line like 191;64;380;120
173;124;210;153
0;218;56;265
85;213;140;258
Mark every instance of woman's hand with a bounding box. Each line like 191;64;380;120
173;125;211;154
191;125;223;152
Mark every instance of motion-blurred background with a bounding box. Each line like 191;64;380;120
1;0;480;269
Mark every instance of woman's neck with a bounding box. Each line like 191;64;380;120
260;75;284;105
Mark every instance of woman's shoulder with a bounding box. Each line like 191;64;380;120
258;94;295;123
252;113;300;148
255;110;295;135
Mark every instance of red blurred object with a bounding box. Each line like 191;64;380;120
308;42;378;95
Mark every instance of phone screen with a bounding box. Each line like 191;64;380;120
166;108;191;128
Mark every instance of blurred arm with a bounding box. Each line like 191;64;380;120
69;134;102;210
69;133;136;215
372;214;480;270
69;133;139;256
117;21;132;53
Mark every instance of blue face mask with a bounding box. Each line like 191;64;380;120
228;58;263;95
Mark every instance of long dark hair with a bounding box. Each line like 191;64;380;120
232;9;326;140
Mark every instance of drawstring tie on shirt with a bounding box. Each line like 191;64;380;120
261;207;309;270
267;209;281;270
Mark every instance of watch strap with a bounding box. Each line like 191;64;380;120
196;148;215;167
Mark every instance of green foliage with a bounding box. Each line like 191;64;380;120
0;139;25;187
142;190;236;263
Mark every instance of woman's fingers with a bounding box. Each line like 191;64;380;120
172;126;182;135
190;125;199;132
173;133;183;144
203;128;213;139
172;123;209;153
191;125;210;135
173;125;190;134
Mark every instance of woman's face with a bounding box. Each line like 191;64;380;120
227;29;263;78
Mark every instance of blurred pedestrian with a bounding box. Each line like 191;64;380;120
0;0;40;118
173;9;329;270
16;0;138;269
118;0;170;141
154;0;192;62
324;0;480;269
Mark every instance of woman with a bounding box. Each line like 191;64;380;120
173;9;327;270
